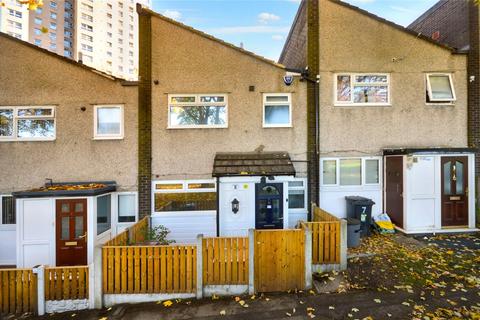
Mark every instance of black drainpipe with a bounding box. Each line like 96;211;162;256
216;176;220;236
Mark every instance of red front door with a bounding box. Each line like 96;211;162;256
441;157;469;227
56;199;87;266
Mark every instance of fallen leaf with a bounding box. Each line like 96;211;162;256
374;299;381;304
219;310;226;316
163;300;173;307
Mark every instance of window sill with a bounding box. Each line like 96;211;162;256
334;104;392;107
93;136;124;140
0;138;56;142
263;124;293;128
167;126;228;130
425;103;455;107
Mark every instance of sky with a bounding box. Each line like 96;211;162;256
151;0;439;61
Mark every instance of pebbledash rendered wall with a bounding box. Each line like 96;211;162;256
146;12;308;181
0;33;138;193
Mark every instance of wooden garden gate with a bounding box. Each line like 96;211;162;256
254;229;305;292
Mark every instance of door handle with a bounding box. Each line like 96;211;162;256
79;232;87;240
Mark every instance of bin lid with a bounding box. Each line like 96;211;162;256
347;218;361;225
345;196;375;205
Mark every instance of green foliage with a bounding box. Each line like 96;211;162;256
144;224;175;245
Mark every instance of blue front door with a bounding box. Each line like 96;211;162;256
255;183;284;229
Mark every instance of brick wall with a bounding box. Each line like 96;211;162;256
137;6;152;218
468;2;480;174
279;0;307;69
307;0;320;210
408;0;468;50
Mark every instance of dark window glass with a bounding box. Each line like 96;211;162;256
97;194;111;235
2;196;16;224
155;192;216;212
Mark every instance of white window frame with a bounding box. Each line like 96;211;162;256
426;73;456;103
152;179;217;214
0;106;56;141
93;104;124;140
334;73;391;107
321;157;382;187
287;178;307;212
167;94;228;129
116;192;138;224
262;93;292;128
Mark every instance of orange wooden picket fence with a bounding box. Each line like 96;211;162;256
0;268;37;315
44;266;89;301
301;205;341;264
104;216;149;246
102;245;197;294
202;237;249;285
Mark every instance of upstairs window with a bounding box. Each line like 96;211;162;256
335;74;390;106
168;94;228;129
263;93;292;127
0;106;56;141
426;73;456;103
94;105;124;139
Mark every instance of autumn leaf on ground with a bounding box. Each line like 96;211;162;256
212;294;219;300
234;296;241;302
219;310;226;316
374;298;381;303
162;300;173;307
329;306;335;310
238;300;245;306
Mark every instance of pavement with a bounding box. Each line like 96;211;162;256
21;287;478;320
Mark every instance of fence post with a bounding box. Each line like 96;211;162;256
91;246;103;309
196;234;203;299
248;229;255;295
304;228;312;289
32;265;45;316
340;219;348;270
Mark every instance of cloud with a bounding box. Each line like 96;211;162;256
272;35;284;41
286;0;301;3
163;10;182;21
258;12;280;24
209;25;290;35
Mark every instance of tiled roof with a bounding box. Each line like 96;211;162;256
213;152;296;177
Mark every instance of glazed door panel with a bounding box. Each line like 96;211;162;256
441;157;468;227
56;199;87;266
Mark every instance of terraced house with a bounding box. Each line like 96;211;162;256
0;32;139;267
280;0;477;234
136;5;309;243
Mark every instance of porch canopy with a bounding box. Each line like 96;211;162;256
212;152;296;177
12;181;117;198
